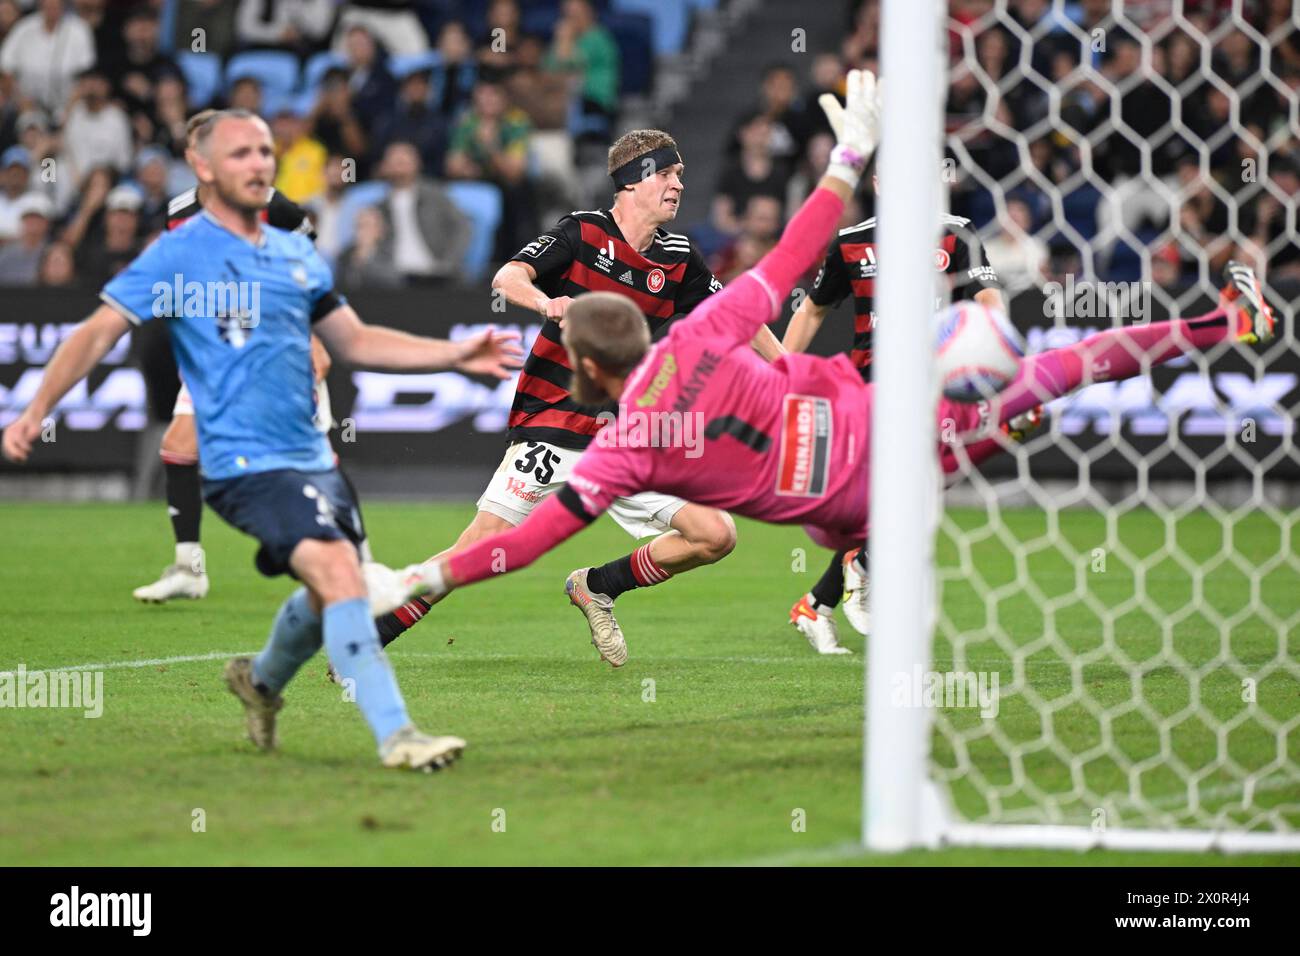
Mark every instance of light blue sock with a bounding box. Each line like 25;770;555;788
252;588;321;693
323;597;410;744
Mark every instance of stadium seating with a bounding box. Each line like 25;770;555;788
611;0;691;57
225;51;301;99
175;51;223;108
445;181;504;281
303;51;349;92
605;12;655;95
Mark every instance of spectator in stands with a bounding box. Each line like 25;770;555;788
38;238;76;287
982;197;1048;293
171;0;238;59
236;0;335;56
377;140;470;285
59;67;132;196
743;64;813;165
333;1;429;58
371;61;449;176
0;0;96;114
272;102;328;204
111;7;175;112
227;75;264;113
433;20;477;119
0;0;21;48
77;182;140;285
446;75;533;260
56;162;110;251
842;0;879;70
0;191;52;285
310;67;369;173
132;145;171;235
709;194;782;284
544;0;619;145
150;73;192;158
1150;242;1184;292
341;23;395;132
712;111;790;238
337;204;404;288
504;34;569;131
1245;156;1300;280
305;154;350;265
477;0;527;73
0;144;32;242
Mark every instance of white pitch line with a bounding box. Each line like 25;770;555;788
0;650;254;676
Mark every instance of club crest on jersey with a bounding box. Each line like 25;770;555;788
776;395;832;498
216;311;255;348
647;268;666;293
934;248;951;270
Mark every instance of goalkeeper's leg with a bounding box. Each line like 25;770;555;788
989;261;1274;425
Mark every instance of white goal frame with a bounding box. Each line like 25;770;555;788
864;0;1300;855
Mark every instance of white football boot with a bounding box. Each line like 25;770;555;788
133;559;209;603
790;593;852;655
565;569;628;667
223;657;283;750
380;724;466;772
841;548;870;636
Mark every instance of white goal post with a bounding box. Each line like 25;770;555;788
865;0;1300;854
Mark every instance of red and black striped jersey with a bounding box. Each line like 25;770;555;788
809;213;1000;378
166;186;317;239
508;209;722;448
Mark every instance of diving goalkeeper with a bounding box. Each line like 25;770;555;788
404;70;1276;630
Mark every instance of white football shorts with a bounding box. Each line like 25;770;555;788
476;440;686;538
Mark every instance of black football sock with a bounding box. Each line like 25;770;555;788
375;597;433;647
585;556;638;600
163;460;202;545
586;543;672;600
810;549;851;608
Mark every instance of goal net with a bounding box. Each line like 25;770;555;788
866;0;1300;852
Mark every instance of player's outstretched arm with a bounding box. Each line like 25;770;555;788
492;260;572;321
680;71;880;349
414;490;594;600
782;298;833;354
1;305;132;463
314;304;524;377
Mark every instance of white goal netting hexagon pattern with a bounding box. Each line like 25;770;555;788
929;0;1300;839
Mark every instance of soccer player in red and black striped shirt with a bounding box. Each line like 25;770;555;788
376;129;786;666
780;176;1007;653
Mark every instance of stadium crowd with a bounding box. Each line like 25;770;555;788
0;0;1295;294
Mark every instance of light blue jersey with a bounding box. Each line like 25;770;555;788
101;211;342;480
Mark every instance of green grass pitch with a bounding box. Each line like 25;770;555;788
0;501;1295;866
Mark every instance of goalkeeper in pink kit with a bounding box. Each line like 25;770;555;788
409;70;1277;638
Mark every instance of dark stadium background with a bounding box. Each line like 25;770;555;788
1;0;1296;494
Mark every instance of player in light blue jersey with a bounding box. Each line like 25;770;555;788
2;109;523;771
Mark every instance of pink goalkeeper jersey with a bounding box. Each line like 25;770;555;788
446;187;872;589
570;270;870;545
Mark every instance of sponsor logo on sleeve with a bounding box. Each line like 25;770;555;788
776;394;833;497
520;235;556;259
